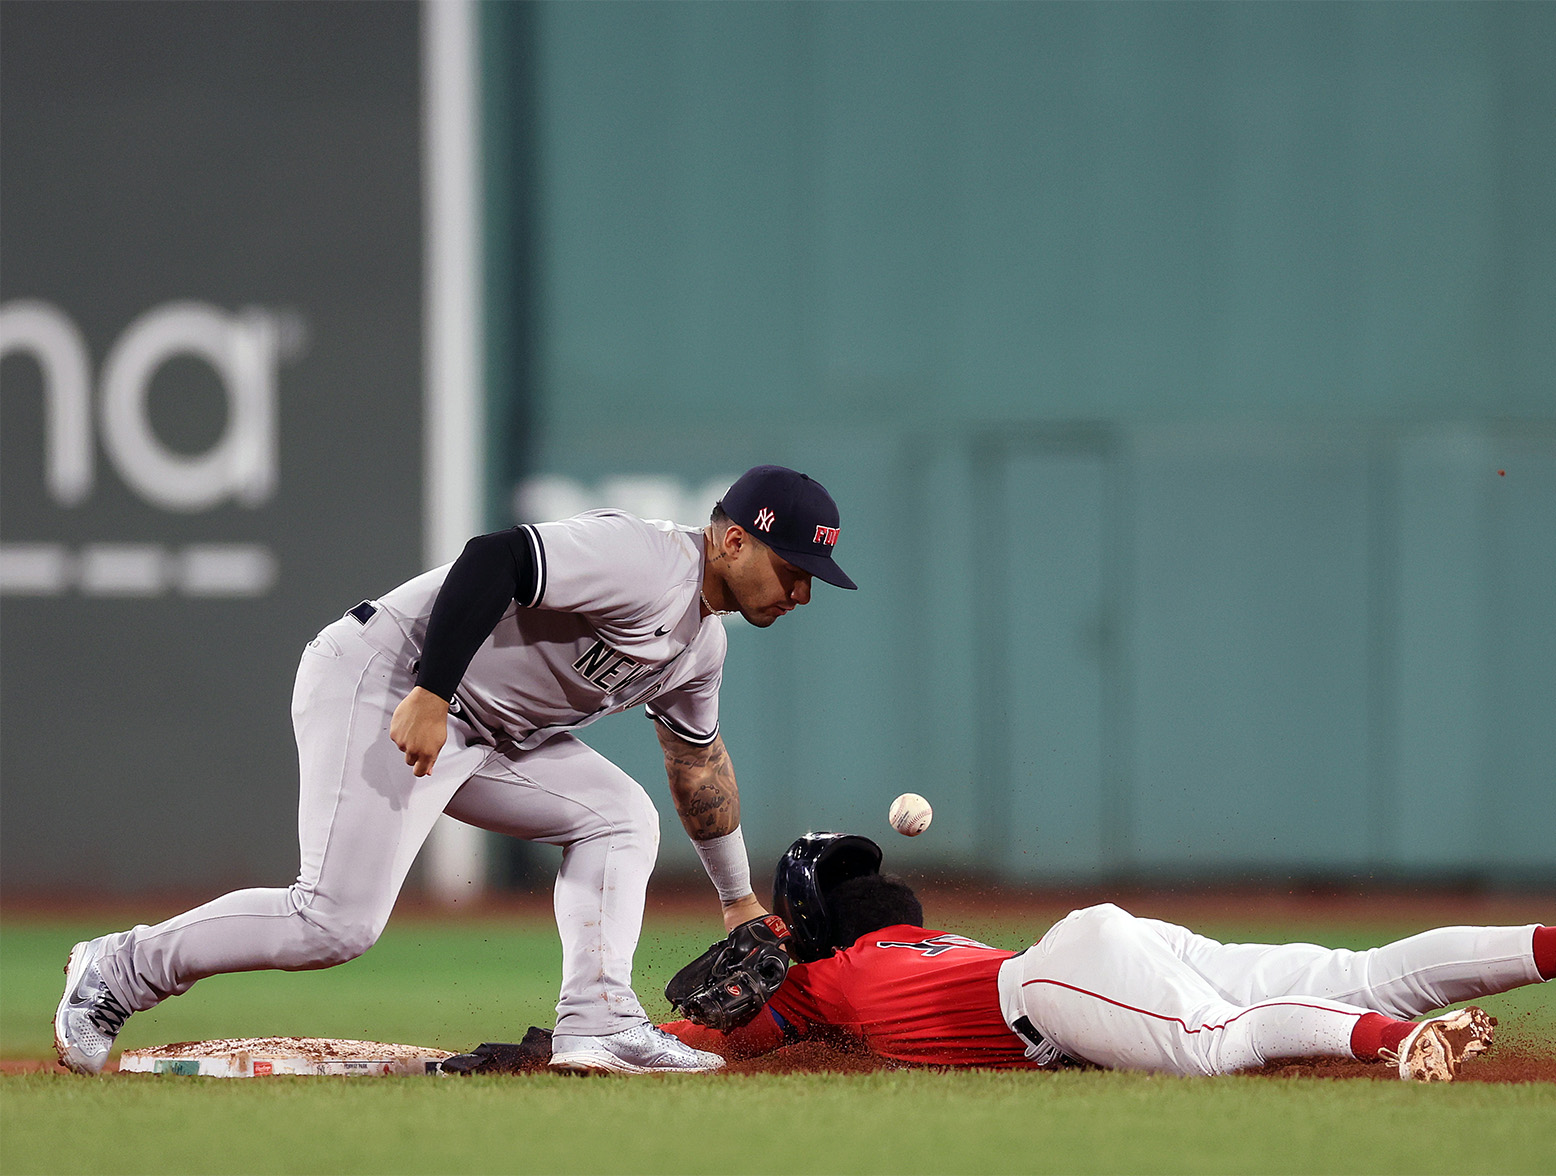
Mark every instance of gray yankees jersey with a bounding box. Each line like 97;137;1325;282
373;510;727;749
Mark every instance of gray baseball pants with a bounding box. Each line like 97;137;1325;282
98;609;660;1036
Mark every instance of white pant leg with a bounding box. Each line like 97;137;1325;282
1139;918;1544;1018
101;615;492;1012
442;733;661;1035
999;904;1373;1076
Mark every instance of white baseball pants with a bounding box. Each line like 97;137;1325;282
99;609;661;1036
997;903;1543;1075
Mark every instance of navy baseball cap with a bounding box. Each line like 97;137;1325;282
718;465;857;590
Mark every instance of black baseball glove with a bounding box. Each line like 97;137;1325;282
664;914;792;1033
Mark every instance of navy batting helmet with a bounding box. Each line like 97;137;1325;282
771;832;884;963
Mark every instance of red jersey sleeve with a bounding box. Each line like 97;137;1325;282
659;1006;789;1059
657;961;856;1058
765;957;855;1034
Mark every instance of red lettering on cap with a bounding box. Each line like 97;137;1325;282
814;525;839;546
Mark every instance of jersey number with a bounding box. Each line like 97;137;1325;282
873;934;994;957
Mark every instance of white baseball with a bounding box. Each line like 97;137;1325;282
888;793;933;837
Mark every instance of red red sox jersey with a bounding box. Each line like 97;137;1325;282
665;925;1036;1068
374;511;727;749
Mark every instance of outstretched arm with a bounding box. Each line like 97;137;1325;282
656;723;765;930
660;1008;789;1060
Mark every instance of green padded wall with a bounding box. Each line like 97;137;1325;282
484;1;1555;882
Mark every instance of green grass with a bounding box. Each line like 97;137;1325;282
4;913;1554;1175
5;1068;1554;1175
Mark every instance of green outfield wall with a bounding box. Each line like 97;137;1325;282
3;3;1549;896
487;1;1556;881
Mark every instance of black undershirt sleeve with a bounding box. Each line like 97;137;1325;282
413;527;539;702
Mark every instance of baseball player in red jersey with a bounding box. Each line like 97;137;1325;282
664;835;1554;1081
55;467;856;1077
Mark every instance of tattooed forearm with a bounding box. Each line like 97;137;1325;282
657;726;742;839
661;738;729;775
679;782;733;832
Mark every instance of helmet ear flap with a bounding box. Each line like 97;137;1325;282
771;832;884;963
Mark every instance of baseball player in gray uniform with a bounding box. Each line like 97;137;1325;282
55;464;856;1075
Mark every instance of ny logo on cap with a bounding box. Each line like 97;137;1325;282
755;508;776;532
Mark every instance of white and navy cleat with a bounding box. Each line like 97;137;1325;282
1386;1006;1495;1082
54;938;134;1075
549;1022;725;1075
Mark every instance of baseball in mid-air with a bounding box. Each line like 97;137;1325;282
888;793;933;837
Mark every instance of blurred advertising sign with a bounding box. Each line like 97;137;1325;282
1;300;300;596
0;2;425;891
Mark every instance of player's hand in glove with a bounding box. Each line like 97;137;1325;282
665;914;792;1033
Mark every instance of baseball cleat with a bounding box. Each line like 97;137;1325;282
548;1022;725;1075
54;938;134;1075
1387;1006;1496;1082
